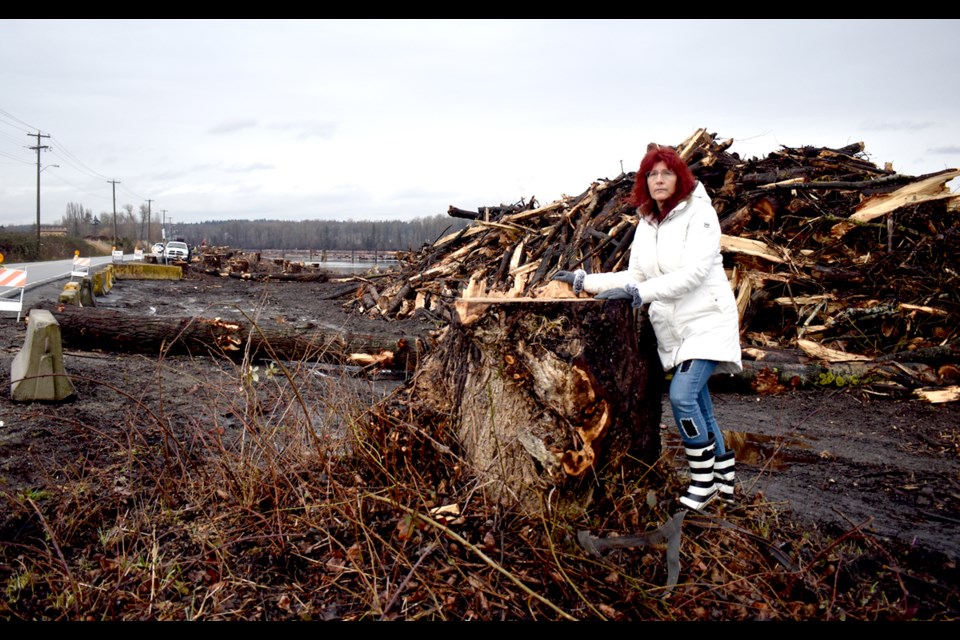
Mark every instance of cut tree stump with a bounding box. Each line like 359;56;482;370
407;298;663;515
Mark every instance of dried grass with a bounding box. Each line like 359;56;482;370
1;325;957;621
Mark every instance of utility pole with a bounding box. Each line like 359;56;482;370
146;199;153;243
161;209;167;240
28;131;51;256
108;180;121;248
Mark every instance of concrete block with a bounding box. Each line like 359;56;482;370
11;309;75;402
93;270;113;296
79;279;96;306
58;289;79;305
112;263;182;280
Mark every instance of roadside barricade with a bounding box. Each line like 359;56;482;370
71;255;91;280
0;267;27;322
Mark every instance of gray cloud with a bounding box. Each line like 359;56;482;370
2;20;958;227
226;163;274;173
152;169;191;181
390;187;454;201
268;121;337;140
206;120;259;135
861;120;936;132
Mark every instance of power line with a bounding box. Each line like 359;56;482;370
0;110;42;163
118;182;149;202
0;149;32;164
48;136;112;181
47;148;113;186
0;128;32;148
49;133;153;206
2;105;161;222
40;170;112;203
0;107;39;131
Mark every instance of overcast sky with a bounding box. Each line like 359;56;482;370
1;18;958;229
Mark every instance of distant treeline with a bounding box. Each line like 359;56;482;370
182;216;471;252
4;206;473;253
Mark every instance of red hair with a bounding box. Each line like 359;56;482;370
627;145;697;220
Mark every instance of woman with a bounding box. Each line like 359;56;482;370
553;145;742;510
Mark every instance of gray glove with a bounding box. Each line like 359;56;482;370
595;282;643;308
551;269;587;295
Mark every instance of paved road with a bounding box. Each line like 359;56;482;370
0;254;138;298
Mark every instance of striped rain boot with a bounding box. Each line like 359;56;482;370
678;436;718;511
714;450;736;504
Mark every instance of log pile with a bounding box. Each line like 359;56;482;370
346;128;960;399
180;245;339;284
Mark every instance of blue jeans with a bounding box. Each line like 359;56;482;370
669;359;726;454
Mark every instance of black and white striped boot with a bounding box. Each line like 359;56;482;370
714;450;736;504
678;436;718;511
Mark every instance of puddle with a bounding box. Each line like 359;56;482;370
661;429;815;471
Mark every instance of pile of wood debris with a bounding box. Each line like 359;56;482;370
345;128;960;400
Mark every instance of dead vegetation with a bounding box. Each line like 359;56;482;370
3;337;958;621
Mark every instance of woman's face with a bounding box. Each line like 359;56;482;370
646;160;677;208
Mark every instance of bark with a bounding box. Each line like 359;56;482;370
720;196;779;235
407;299;663;515
714;358;945;394
447;205;481;220
754;174;911;192
32;303;425;370
259;272;331;282
316;282;363;300
384;282;414;316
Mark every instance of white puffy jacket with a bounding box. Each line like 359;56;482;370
582;182;742;374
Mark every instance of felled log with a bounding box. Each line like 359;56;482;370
31;303;426;370
447;205;481;220
261;272;330;283
384;282;414;316
754;173;911;193
201;254;223;270
844;168;960;227
914;386;960;404
317;282;364;300
718;359;945;395
406;297;663;515
447;200;538;222
719;196;779;235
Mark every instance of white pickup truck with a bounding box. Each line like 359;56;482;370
164;241;190;261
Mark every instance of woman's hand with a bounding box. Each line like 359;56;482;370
551;269;587;295
595;283;643;308
551;270;578;285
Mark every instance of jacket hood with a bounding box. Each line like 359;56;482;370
690;181;710;203
662;181;710;221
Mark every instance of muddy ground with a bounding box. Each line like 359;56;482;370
2;268;959;593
